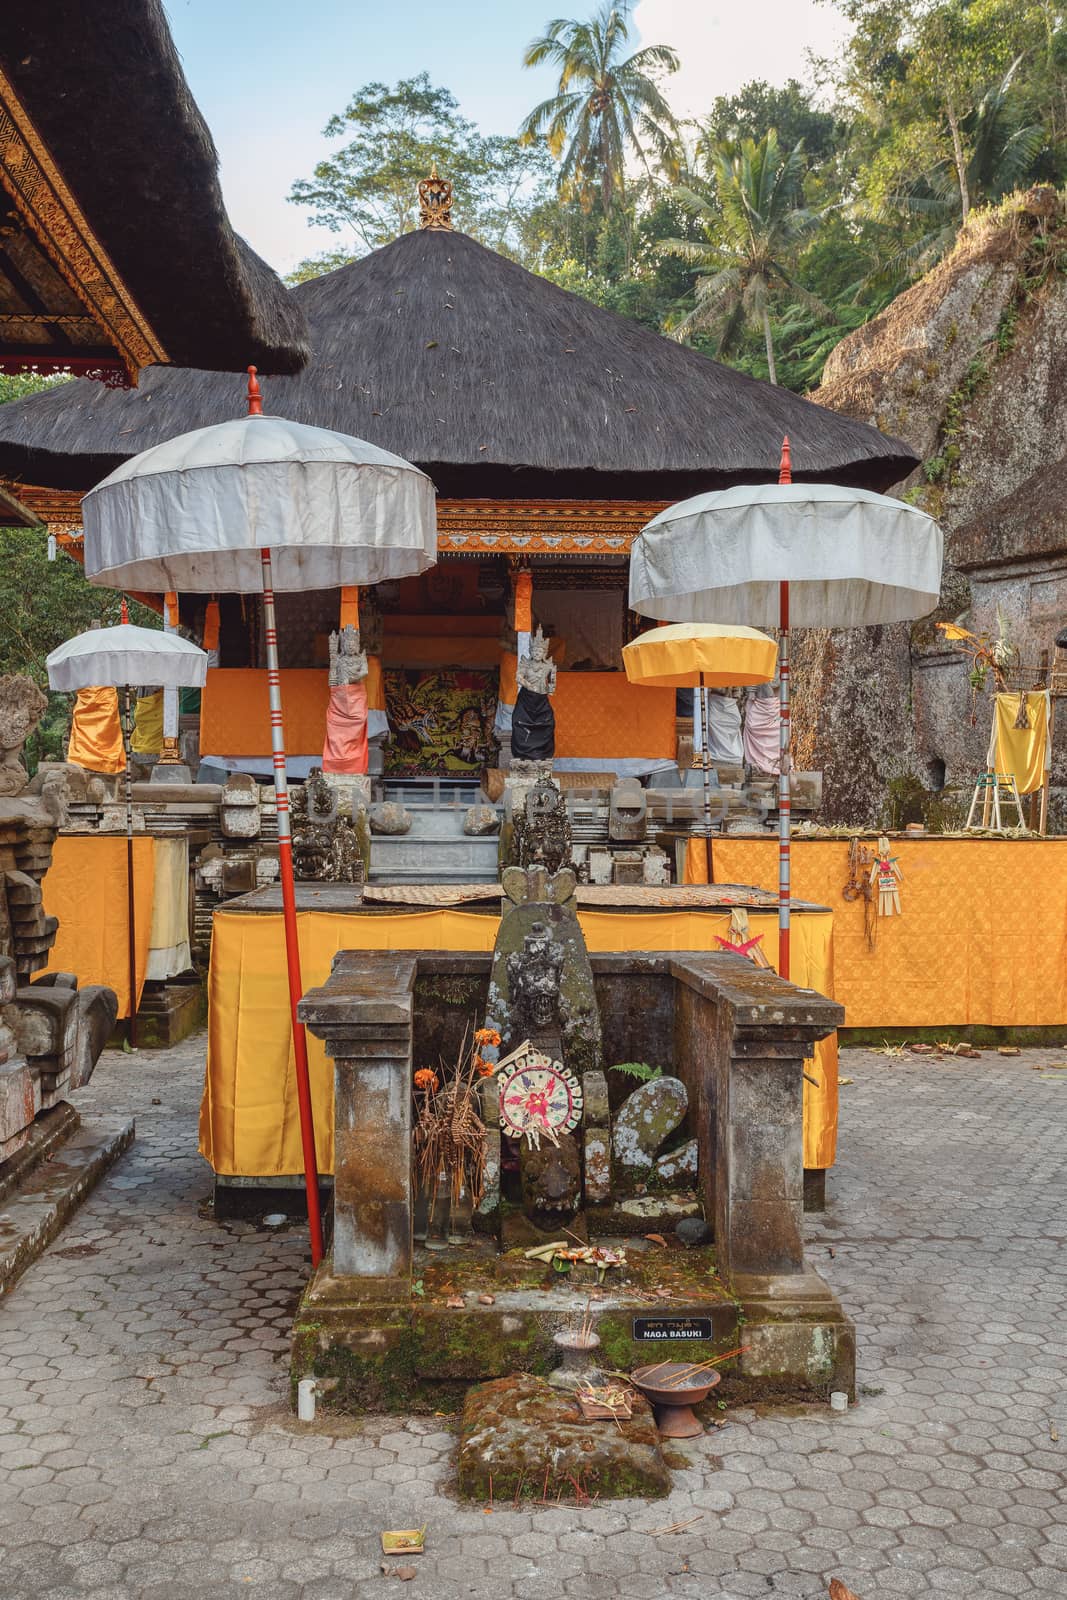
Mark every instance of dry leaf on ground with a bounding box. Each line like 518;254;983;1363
828;1581;862;1600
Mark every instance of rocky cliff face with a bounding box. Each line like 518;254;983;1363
800;192;1067;829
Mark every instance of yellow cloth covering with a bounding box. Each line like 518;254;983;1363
130;689;164;755
685;835;1067;1027
146;837;190;981
990;692;1051;794
66;686;125;775
553;672;676;759
40;835;156;1018
200;905;836;1177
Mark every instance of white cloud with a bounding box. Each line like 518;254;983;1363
632;0;851;125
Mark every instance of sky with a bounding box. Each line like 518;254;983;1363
162;0;851;275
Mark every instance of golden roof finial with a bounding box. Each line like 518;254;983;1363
419;164;453;230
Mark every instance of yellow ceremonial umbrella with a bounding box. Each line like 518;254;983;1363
623;622;778;881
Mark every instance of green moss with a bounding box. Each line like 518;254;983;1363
411;1308;555;1380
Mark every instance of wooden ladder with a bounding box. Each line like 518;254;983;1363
965;770;1025;832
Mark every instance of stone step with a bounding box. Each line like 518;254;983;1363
369;834;500;884
0;1113;135;1299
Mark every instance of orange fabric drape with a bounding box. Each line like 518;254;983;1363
514;570;533;633
322;682;369;774
66;686;125;775
203;600;221;653
41;835;156;1018
340;586;360;631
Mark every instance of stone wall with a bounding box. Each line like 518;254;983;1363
804;195;1067;828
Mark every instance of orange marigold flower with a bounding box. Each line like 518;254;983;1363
414;1069;439;1092
476;1061;497;1078
474;1027;501;1048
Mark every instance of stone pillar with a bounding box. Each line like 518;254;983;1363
299;953;417;1294
671;954;843;1282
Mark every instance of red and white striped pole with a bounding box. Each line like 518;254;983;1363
777;437;792;982
251;369;323;1266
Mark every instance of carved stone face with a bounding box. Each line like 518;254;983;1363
526;780;560;823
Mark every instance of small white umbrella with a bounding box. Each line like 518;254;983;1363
80;369;437;1265
629;439;943;977
46;607;208;1046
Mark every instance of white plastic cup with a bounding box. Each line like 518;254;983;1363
830;1391;848;1412
297;1378;317;1423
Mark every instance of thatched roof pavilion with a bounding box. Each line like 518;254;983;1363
0;179;916;521
0;1;308;383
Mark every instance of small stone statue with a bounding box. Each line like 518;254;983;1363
516;627;556;697
512;629;556;763
0;676;48;798
328;625;368;687
290;769;365;884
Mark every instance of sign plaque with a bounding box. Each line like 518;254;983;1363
632;1315;714;1343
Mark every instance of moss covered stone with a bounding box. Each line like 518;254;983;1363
457;1374;670;1501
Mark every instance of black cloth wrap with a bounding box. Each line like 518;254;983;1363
512;687;555;760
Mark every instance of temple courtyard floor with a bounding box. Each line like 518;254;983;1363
0;1034;1064;1600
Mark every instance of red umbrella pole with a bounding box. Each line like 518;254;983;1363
123;683;138;1047
261;546;324;1267
777;437;792;980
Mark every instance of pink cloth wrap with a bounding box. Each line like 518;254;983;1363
743;693;780;775
322;682;369;774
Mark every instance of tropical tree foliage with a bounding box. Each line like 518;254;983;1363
518;2;680;214
659;133;828;384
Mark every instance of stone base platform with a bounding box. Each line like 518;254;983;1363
0;1110;135;1297
457;1373;670;1501
291;1238;854;1414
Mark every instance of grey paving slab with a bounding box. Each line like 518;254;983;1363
0;1035;1065;1598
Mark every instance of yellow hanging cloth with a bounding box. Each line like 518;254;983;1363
990;691;1050;795
66;686;125;774
130;689;165;755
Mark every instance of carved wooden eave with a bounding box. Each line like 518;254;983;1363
7;488;669;559
0;66;168;385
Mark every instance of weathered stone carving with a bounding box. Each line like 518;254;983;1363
511;779;572;874
290;769;366;884
0;676;47;798
506;921;565;1037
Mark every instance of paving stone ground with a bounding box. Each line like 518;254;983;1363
0;1034;1065;1600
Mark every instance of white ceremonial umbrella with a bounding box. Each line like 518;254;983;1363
629;439;943;977
80;369;438;1266
46;606;208;1047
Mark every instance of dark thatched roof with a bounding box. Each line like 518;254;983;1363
0;1;308;376
954;456;1067;571
0;226;917;496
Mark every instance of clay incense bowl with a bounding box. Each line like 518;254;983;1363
631;1363;721;1438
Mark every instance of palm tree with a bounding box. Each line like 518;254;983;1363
659;131;826;385
519;3;680;216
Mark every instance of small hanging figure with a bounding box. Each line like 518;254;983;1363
870;834;903;916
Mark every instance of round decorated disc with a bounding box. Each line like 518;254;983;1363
498;1053;583;1139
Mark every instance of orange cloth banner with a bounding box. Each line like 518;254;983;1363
339;586;360;631
686;836;1067;1027
200;905;835;1176
41;834;156;1018
322;682;369;774
203;600;221;653
553;672;676;759
366;656;385;713
202;666;676;761
513;570;533;634
66;686;125;775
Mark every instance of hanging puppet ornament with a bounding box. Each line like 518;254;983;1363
870;835;903;917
